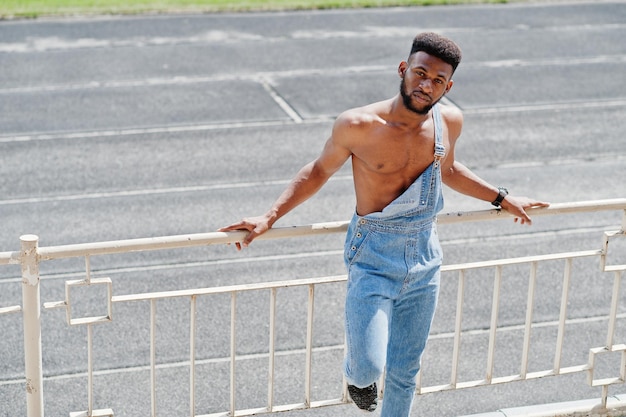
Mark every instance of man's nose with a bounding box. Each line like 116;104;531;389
419;78;433;93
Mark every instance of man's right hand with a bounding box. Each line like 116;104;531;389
218;215;272;250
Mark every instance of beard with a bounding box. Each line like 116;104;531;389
399;77;442;116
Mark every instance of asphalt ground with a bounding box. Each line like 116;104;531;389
0;1;625;416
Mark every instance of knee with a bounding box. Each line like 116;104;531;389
344;357;384;387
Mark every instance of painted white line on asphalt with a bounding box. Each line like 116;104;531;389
0;117;334;143
0;65;391;95
478;54;626;68
464;99;626;115
0;343;347;385
0;97;624;143
2;21;624;53
0;175;353;206
260;78;304;123
1;150;624;207
2;54;625;95
0;30;266;53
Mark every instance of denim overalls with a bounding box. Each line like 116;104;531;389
343;104;445;417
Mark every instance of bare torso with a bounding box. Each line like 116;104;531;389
334;98;452;215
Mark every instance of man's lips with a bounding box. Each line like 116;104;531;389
412;90;431;103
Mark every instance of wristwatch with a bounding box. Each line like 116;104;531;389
491;187;508;207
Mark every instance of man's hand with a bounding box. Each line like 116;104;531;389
218;215;272;250
501;197;550;225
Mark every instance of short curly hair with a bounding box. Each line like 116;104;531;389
410;32;462;74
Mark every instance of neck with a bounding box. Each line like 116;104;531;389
390;94;432;128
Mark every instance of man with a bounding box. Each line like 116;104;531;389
219;32;549;416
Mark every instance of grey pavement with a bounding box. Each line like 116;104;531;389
0;1;625;416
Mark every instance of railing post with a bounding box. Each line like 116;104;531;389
21;234;44;417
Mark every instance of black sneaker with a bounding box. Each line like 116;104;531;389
348;382;378;412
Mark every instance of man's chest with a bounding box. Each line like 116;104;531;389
353;132;439;176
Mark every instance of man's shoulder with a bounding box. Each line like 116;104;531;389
330;104;387;150
335;100;391;129
437;103;464;142
336;109;378;128
438;102;463;125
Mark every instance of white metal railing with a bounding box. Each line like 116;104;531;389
1;199;625;417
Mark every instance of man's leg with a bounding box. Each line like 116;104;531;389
380;268;440;417
343;275;393;411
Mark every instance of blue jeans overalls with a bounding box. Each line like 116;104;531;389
343;104;446;417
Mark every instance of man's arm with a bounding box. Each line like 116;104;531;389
219;118;353;248
442;161;549;224
440;106;549;224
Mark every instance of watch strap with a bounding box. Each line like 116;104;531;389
491;187;509;207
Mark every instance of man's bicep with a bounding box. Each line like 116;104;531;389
316;130;353;175
441;108;464;183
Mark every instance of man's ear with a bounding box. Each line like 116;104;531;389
398;61;408;78
444;79;454;94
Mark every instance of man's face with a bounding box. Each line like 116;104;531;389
399;51;454;115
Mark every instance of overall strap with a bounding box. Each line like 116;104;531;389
432;104;446;163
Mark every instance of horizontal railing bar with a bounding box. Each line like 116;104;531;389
0;250;21;266
438;198;626;224
419;364;590;394
68;409;114;417
112;275;347;303
1;199;618;262
110;250;603;303
198;398;348;417
0;305;22;315
69;316;111;326
36;222;349;261
441;249;601;272
428;312;626;340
